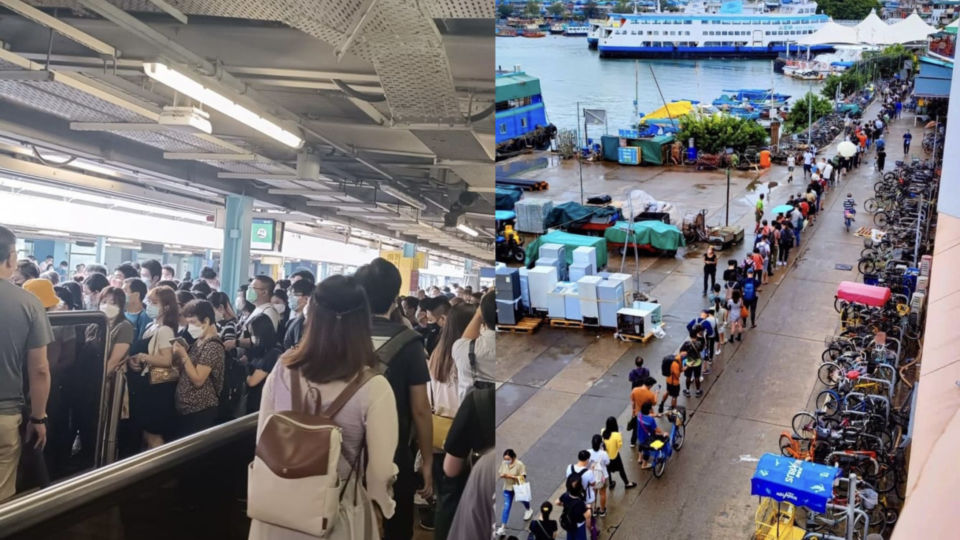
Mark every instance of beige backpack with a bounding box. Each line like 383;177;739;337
247;366;376;536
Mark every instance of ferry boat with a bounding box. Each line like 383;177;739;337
596;0;833;59
495;68;556;160
587;19;607;48
550;23;565;34
496;25;518;37
564;25;590;36
521;24;546;38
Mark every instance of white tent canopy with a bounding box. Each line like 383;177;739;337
889;12;939;43
797;10;938;46
797;20;859;45
856;9;891;45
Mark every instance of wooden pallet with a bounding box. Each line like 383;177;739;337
497;317;542;334
549;318;584;329
615;332;655;344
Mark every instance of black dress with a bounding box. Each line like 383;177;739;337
135;324;178;440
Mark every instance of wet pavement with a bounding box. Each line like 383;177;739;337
494;99;904;538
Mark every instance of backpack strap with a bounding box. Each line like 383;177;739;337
288;366;304;414
469;339;477;378
324;367;378;419
375;328;422;369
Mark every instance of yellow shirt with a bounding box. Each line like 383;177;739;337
603;431;623;460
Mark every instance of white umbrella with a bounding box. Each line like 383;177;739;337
838;141;858;157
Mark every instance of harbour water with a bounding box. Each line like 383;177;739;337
496;35;823;134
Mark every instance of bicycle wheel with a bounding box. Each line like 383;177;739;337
779;433;796;457
874;211;889;227
876;464;898;494
816;390;841;415
653;456;666;478
792;411;818;439
858;258;876;275
822;346;842;363
672;425;685;451
864;198;879;213
818;362;843;387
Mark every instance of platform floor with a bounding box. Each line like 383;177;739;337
494;101;905;538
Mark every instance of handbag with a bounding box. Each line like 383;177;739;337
147;330;179;385
740;305;749;320
513;476;532;503
432;414;453;451
626;416;637;431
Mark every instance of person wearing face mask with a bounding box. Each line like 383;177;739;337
170;300;224;438
242;275;280;336
418;295;450;355
208;291;244;421
82;273;109;311
497;449;532;535
72;286;133;466
127;286;179;449
270;289;290;343
242;315;281;414
139;259;162;290
282;279;315;350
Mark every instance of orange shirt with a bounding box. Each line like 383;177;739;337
667;357;682;386
631;387;657;416
751;253;764;270
858;133;867;148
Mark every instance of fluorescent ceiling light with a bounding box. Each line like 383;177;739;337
143;62;304;149
380;185;426;210
456;223;479;237
36;229;69;236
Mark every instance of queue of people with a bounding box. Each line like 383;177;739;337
0;223;497;540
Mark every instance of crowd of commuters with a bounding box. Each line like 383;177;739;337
0;224;496;540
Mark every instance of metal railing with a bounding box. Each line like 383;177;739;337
0;414;256;537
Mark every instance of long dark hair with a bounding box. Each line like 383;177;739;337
149;286;179;332
591;433;604;452
247;313;277;355
282;275;377;384
602;416;619;440
428;303;476;383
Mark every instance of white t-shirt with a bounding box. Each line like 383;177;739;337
452;325;496;401
803;152;813;165
787;155;795;168
144;322;174;357
565;463;596;504
823;163;834;178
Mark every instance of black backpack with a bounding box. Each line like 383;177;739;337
661;355;675;377
780;229;794;249
559;469;588;532
371;327;424;373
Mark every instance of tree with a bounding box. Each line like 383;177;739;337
614;0;633;14
583;1;600;19
786;92;833;133
498;2;513;19
677;113;768;154
524;0;541;17
547;1;566;18
816;0;881;21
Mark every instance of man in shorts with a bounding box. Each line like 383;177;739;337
658;350;686;413
681;333;704;399
786;153;795;183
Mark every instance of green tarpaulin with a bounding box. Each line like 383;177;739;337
525;231;608;269
632;134;675;165
544;202;618;229
603;220;686;251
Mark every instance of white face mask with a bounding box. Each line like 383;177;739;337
187;323;204;339
100;304;120;319
272;302;287;315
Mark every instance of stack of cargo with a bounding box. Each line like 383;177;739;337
597;279;626;328
528;265;558;311
515;197;554;234
570;246;596;282
495;266;522;326
538;243;568;281
578;275;602;325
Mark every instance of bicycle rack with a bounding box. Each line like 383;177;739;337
856;375;894;402
842;392;890;423
801;475;871;540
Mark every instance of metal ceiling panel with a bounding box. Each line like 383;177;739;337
0;79;148;122
418;0;493;20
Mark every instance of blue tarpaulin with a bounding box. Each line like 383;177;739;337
750;453;840;513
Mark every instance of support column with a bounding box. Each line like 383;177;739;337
95;236;106;264
221;194;253;301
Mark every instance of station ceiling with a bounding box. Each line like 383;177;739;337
0;0;495;262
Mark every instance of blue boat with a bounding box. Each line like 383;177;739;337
495;69;557;160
